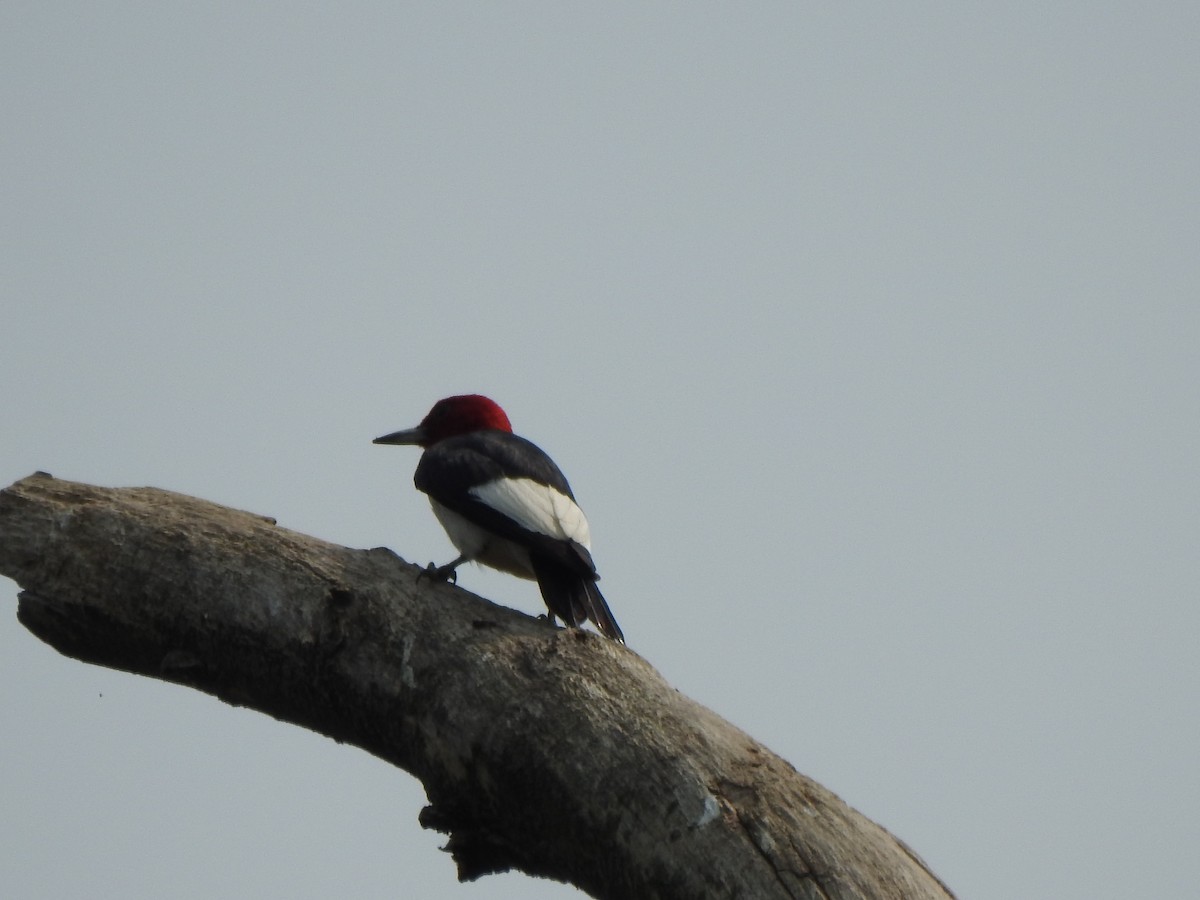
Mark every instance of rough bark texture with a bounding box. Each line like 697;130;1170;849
0;473;954;900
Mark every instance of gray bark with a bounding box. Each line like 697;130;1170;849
0;472;955;900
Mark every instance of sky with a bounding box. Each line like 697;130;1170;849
2;4;1198;898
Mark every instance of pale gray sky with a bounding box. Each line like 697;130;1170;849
3;4;1198;899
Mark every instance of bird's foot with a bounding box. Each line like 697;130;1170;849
419;561;458;584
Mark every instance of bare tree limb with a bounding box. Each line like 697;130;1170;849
0;472;955;900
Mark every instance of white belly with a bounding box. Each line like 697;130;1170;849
429;500;536;580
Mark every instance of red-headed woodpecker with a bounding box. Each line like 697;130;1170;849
374;395;624;643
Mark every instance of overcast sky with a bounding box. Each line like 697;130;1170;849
3;4;1198;899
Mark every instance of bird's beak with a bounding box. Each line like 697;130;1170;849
373;427;426;446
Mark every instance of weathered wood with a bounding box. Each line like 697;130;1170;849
0;472;954;900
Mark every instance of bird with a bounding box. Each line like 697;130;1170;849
374;394;624;643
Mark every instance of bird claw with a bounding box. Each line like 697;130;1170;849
419;562;457;584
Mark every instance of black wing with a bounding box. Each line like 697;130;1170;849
415;430;595;577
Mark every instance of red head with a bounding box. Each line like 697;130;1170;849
374;394;513;448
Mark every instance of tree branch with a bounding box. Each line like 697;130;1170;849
0;472;954;900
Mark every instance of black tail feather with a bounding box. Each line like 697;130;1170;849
581;580;624;644
533;561;624;644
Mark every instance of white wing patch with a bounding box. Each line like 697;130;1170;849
470;477;592;548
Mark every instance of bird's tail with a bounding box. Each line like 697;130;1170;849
534;563;625;644
581;579;625;644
